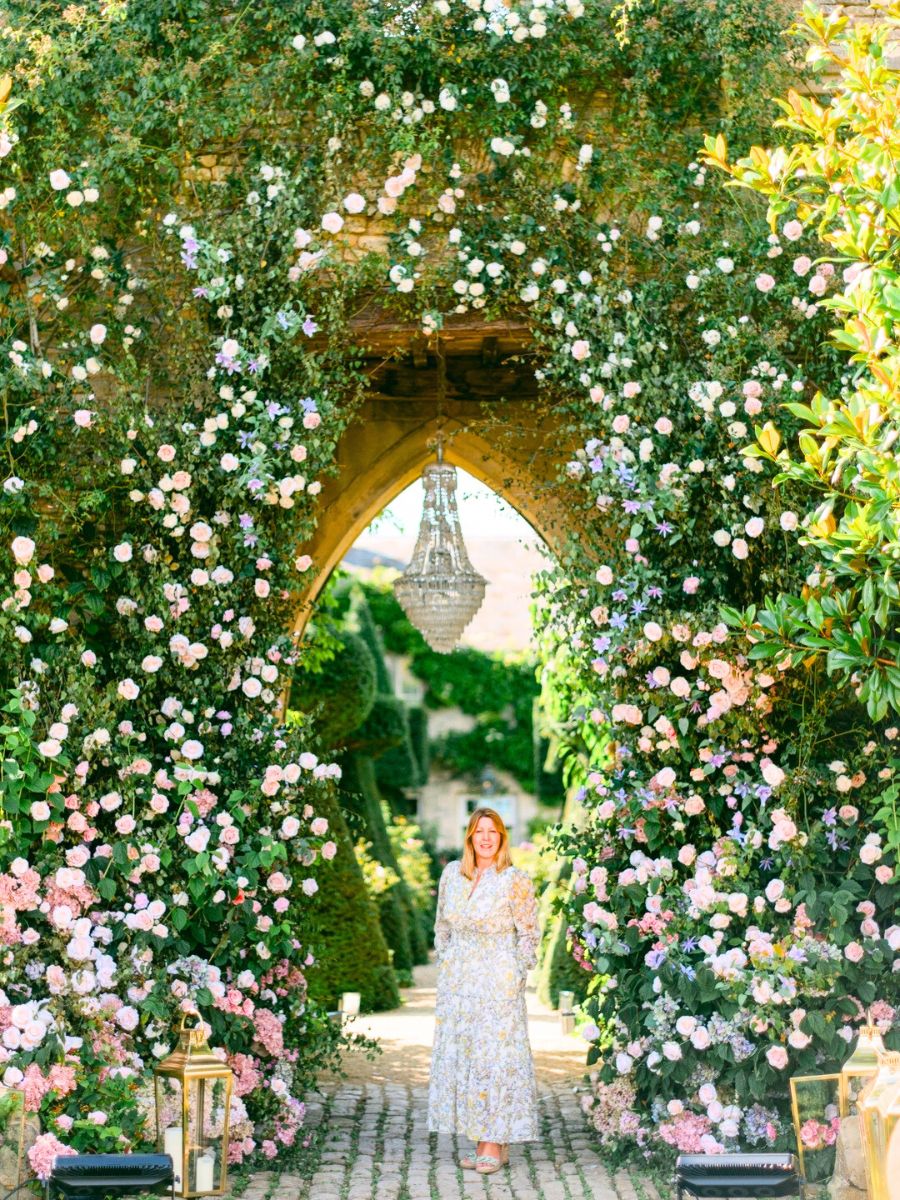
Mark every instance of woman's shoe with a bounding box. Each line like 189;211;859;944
475;1152;508;1175
459;1157;477;1170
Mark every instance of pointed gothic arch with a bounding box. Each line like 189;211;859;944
290;316;575;639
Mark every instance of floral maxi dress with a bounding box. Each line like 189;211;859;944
427;861;540;1144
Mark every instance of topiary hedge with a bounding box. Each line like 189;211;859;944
408;705;430;782
305;787;400;1014
340;752;429;972
339;753;415;981
352;693;409;757
355;596;394;696
375;728;421;790
290;630;378;747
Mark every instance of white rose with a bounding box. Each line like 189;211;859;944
321;211;344;234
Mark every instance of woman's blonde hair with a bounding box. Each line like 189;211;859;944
460;807;513;879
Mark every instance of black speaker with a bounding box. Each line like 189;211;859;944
47;1154;175;1199
674;1153;802;1200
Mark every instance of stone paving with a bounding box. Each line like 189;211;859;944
234;964;664;1200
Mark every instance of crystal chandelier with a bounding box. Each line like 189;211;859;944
394;452;487;653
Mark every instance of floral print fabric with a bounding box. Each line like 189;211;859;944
427;860;540;1143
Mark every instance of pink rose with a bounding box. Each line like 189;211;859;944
11;535;36;565
766;1046;789;1070
755;273;776;293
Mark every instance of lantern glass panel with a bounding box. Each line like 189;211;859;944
789;1074;841;1186
868;1065;900;1200
156;1074;187;1193
858;1051;900;1200
0;1085;26;1195
184;1075;229;1194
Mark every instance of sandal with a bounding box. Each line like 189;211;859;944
476;1148;509;1175
459;1156;477;1170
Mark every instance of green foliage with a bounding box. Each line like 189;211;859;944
537;914;593;1010
354;839;401;896
387;813;438;936
353;694;409;757
362;580;554;795
306;790;400;1013
407;705;430;781
290;631;378;747
702;3;900;746
375;730;421;791
339;752;427;980
355;597;394;696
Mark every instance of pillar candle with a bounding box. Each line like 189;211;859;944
195;1154;215;1193
163;1126;183;1190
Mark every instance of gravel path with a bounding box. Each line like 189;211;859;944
235;963;664;1200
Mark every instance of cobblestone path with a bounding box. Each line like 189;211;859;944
236;963;664;1200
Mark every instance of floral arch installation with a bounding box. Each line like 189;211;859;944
2;0;900;1181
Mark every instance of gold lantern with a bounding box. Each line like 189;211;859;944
839;1020;885;1112
0;1084;27;1195
154;1014;234;1197
858;1051;900;1200
789;1022;887;1184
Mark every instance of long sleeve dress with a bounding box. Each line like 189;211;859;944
427;860;540;1144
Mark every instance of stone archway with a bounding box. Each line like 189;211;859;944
292;311;575;637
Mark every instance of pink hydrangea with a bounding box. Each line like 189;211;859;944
28;1132;76;1180
252;1008;284;1058
659;1111;714;1153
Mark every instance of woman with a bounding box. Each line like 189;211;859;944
427;807;540;1174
